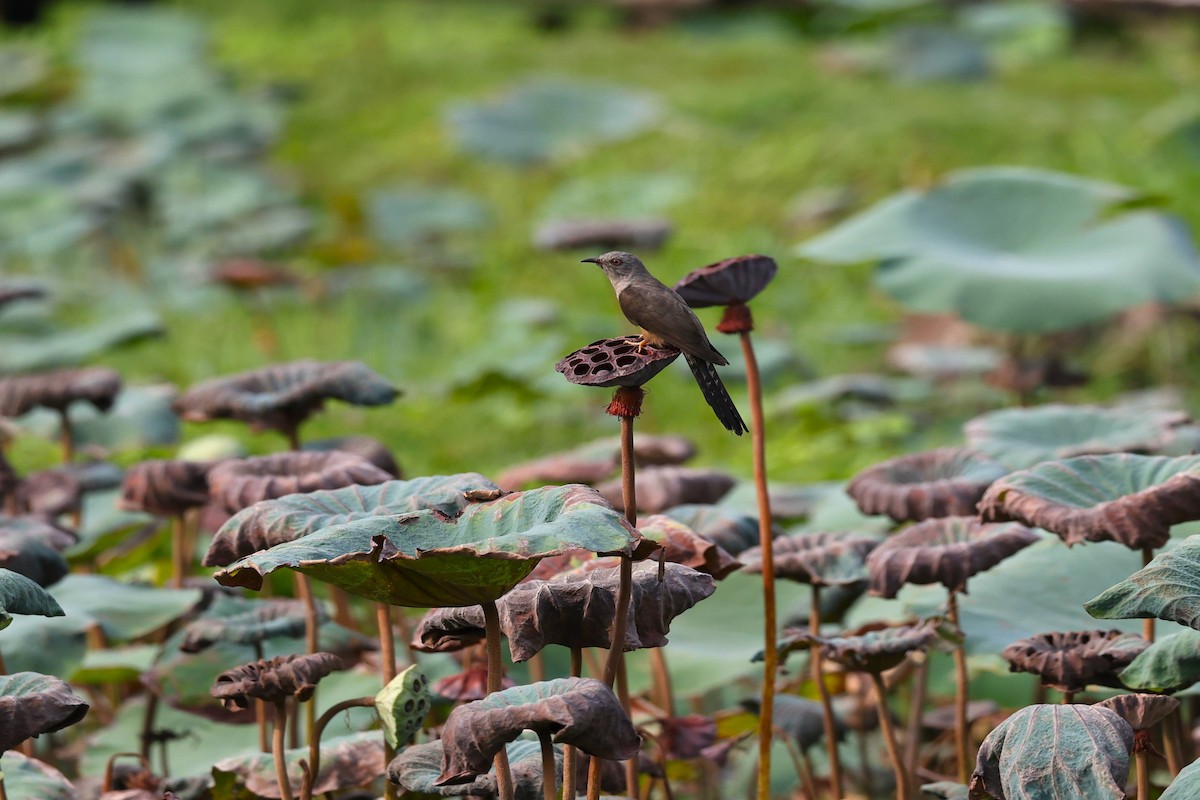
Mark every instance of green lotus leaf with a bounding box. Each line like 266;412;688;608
388;738;558;799
1087;536;1200;629
921;782;968;799
1161;754;1200;799
367;185;489;249
969;704;1132;799
0;672;89;752
965;404;1188;469
798;167;1200;333
211;732;385;798
179;598;325;653
1119;630;1200;693
0;310;163;375
376;665;432;749
66;489;159;565
980;454;1200;550
207;473;499;566
0;752;75;800
215;484;643;608
0;568;63;630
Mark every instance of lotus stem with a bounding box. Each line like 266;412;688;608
530;651;546;683
377;603;397;684
294;573;320;745
1142;547;1155;643
58;408;74;463
483;599;515;800
738;327;778;800
139;693;159;761
903;652;928;782
284;423;302;452
301;696;376;800
1062;691;1074;705
617;657;637;799
563;648;582;800
0;773;7;800
1136;749;1149;798
0;643;6;674
649;648;674;716
1165;714;1183;776
170;515;187;588
810;584;844;798
539;729;558;800
258;700;270;753
273;700;294;800
103;752;151;792
947;590;970;785
870;672;910;800
782;737;817;800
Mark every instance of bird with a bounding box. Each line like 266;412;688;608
582;251;748;435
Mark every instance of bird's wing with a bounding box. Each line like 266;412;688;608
618;283;728;365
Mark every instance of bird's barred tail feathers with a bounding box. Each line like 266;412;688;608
685;355;749;435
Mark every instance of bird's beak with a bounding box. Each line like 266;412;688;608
580;257;600;264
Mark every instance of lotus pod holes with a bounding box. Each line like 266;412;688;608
377;665;433;749
555;336;681;390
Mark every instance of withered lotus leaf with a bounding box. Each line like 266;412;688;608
0;367;121;417
637;514;740;579
436;677;640;786
771;695;829;751
0;567;63;629
673;254;778;308
390;738;559;798
555;335;681;389
968;704;1131;800
417;561;715;662
535;218;672;252
0;284;45;310
303;435;401;477
180;599;322;653
0;531;67;587
978;454;1200;550
433;665;514;702
662;504;768;556
0;672;89;752
658;714;717;760
1119;630;1200;693
0;515;76;552
212;732;385;798
1000;630;1148;693
965;404;1188;470
215;484;646;608
812;622;937;674
1096;693;1179;731
741;530;881;586
173;360;399;433
206;473;500;567
496;435;695;491
597;466;736;515
119;459;215;517
1086;535;1200;627
867;517;1039;598
210;652;344;710
207;451;392;514
846;448;1008;522
924;701;999;731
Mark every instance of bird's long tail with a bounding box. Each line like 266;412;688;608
685;355;749;435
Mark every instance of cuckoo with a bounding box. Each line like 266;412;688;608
582;251;748;434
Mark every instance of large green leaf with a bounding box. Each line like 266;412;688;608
0;310;163;375
0;753;75;800
798;167;1200;333
208;474;499;565
1119;630;1200;693
366;186;489;249
964;404;1187;470
969;704;1132;799
980;454;1200;550
1162;756;1200;799
1087;535;1200;628
0;568;62;630
216;485;643;607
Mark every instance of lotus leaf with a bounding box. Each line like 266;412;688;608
366;185;489;248
206;473;500;566
179;599;322;653
770;695;827;751
174;360;399;434
1096;693;1178;731
534;218;672;252
389;738;558;799
637;515;741;579
211;652;344;710
51;384;180;453
965;404;1188;469
1000;630;1148;693
979;454;1200;550
215;484;644;608
813;623;937;673
436;677;639;785
377;665;432;748
673;254;778;308
922;782;969;799
798;167;1200;333
867;517;1039;598
416;561;715;662
658;714;717;760
556;335;681;389
741;530;881;586
1086;535;1200;628
0;515;75;551
0;568;63;629
846;448;1008;522
0;752;76;800
211;731;385;799
303;435;401;477
1119;630;1200;693
968;704;1132;799
496;435;694;491
539;172;690;221
0;311;162;375
0;367;121;417
0;531;68;587
662;504;766;556
596;466;736;515
1161;755;1200;799
446;79;660;164
433;665;513;703
0;672;89;752
208;451;392;514
120;458;214;517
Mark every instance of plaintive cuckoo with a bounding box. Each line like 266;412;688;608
582;251;749;435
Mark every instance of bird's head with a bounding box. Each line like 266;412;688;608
581;251;645;280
